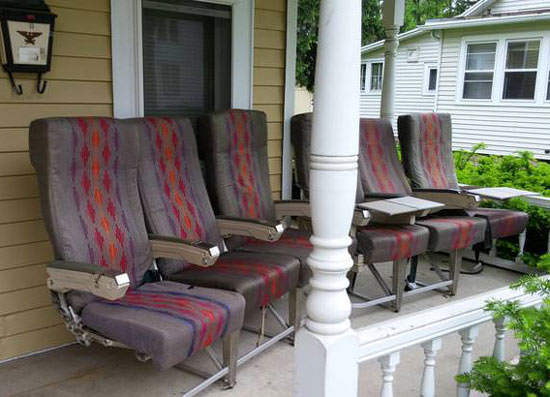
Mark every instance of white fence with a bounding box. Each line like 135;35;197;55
355;279;546;397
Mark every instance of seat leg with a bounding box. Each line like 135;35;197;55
392;259;407;312
406;256;419;290
288;288;301;334
449;250;463;296
222;330;240;389
347;270;358;293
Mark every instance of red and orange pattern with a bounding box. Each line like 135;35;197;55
419;113;450;189
360;225;426;261
424;218;479;250
101;288;231;357
146;117;205;242
226;111;262;219
360;119;397;194
72;118;135;282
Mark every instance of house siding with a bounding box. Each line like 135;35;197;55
436;23;550;159
0;0;288;361
360;33;441;129
491;0;550;13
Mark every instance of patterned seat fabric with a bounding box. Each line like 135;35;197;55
356;225;430;263
467;208;528;240
168;252;299;312
358;118;412;197
199;110;313;287
29;117;245;368
133;116;300;307
416;216;487;252
397;113;460;190
81;281;244;370
398;112;528;244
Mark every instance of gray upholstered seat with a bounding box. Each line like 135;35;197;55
197;110;312;287
29;117;245;371
398;113;528;246
132;116;300;311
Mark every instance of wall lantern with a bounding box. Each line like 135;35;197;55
0;0;56;95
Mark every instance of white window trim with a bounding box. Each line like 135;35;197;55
360;62;367;93
423;63;438;96
456;31;550;107
501;38;542;104
111;0;254;118
361;59;384;95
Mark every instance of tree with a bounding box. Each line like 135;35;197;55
296;0;384;91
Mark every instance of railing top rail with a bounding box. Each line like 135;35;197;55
356;277;548;363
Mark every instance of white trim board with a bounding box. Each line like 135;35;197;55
282;0;297;199
110;0;254;118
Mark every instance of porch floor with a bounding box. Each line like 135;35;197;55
1;259;521;397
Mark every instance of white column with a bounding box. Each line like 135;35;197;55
294;0;362;396
420;338;442;397
380;0;405;122
457;325;479;397
379;352;400;397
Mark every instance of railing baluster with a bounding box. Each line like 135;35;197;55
457;325;479;397
378;351;400;397
420;338;442;397
493;317;507;362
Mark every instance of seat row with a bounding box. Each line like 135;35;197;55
291;112;528;311
30;111;316;396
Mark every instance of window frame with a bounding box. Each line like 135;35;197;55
360;62;367;93
501;38;541;102
360;59;384;95
369;61;384;92
457;32;550;106
423;63;439;96
111;0;254;118
458;39;498;102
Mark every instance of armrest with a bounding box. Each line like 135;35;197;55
412;189;480;209
352;207;371;227
274;200;311;218
149;235;220;267
46;261;130;301
217;216;285;242
356;200;416;225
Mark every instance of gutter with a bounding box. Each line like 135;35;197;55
423;12;550;30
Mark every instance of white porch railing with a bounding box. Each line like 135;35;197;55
356;280;546;397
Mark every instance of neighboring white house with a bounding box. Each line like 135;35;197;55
361;0;550;159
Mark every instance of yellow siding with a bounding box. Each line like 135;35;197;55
0;0;112;360
0;0;287;360
253;0;287;198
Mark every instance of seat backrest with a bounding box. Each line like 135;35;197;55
290;112;312;199
358;118;412;197
398;113;459;190
29;117;153;290
133;117;224;276
197;109;276;221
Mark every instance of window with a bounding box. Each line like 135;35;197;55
360;63;367;92
424;64;438;95
142;0;232;117
370;62;383;91
462;42;497;99
503;40;540;100
547;69;550;100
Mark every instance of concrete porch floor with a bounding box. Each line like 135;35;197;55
1;259;521;397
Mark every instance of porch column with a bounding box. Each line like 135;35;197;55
294;0;361;396
380;0;405;122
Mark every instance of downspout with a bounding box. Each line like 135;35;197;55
433;29;444;112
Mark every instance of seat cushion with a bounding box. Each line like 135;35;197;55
168;252;300;311
81;281;245;370
238;229;313;287
416;216;487;252
467;208;528;240
356;224;430;263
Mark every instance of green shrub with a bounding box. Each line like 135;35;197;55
454;145;550;265
455;259;550;396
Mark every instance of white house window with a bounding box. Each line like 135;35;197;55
424;64;438;95
360;63;367;92
370;62;383;91
547;69;550;100
463;42;497;100
503;40;540;100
